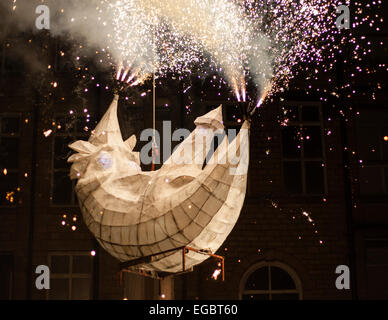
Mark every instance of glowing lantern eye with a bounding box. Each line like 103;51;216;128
97;153;112;169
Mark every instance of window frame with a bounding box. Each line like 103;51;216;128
281;101;327;195
239;261;303;300
47;251;94;300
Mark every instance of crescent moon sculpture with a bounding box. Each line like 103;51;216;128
68;95;250;276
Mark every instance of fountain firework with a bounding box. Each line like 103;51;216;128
99;0;374;106
5;0;382;106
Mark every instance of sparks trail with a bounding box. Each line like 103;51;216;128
33;0;381;108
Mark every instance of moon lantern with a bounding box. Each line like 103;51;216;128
68;95;250;277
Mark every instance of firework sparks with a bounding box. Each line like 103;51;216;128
95;0;380;105
211;268;222;280
99;0;272;101
24;0;380;106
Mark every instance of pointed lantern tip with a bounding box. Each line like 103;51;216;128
89;95;123;146
194;105;224;130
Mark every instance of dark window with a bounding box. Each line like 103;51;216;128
54;136;74;169
244;266;269;290
72;255;92;274
0;255;13;299
52;172;73;205
0;116;20;206
51;255;70;274
50;279;70;300
303;127;322;157
51;115;93;205
365;239;388;299
305;162;325;194
0;172;19;206
284;161;302;193
282;127;301;158
281;103;325;195
4;40;25;74
270;266;296;290
241;263;301;300
302;106;320;122
48;253;93;300
55;40;74;73
0;137;19;169
359;167;385;195
1;117;20;134
357;110;388;195
71;278;92;300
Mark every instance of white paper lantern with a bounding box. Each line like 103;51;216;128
68;96;250;274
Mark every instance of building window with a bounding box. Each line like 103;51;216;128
2;38;25;74
55;40;73;73
0;255;13;299
48;252;93;300
239;261;302;300
0;42;4;75
51;114;93;205
357;109;388;195
364;238;388;299
281;102;326;195
0;115;20;206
